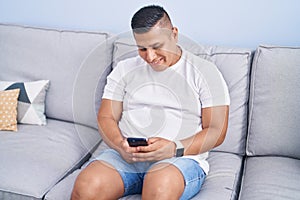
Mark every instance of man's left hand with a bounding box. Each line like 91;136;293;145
131;137;176;162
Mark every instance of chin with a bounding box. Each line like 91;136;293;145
149;61;170;71
150;64;168;72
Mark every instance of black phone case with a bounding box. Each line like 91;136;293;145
127;137;148;147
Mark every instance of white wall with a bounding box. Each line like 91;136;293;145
0;0;299;49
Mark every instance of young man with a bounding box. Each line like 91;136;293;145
71;5;229;200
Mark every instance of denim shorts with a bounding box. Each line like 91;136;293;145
89;149;206;199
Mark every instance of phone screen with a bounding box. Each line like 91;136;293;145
127;137;148;147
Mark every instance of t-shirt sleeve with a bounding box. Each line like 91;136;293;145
198;61;230;108
102;62;125;102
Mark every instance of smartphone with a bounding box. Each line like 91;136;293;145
127;137;148;147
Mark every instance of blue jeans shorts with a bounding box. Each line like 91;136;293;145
89;149;206;199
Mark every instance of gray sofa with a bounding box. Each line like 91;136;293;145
0;24;299;200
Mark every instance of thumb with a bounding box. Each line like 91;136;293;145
147;137;161;144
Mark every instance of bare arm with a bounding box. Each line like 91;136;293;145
181;105;229;155
97;99;124;151
97;99;141;163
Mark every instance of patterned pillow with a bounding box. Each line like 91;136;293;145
0;89;20;131
0;80;50;125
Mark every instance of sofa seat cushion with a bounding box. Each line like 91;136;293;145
45;142;243;200
0;119;100;199
193;152;243;200
239;156;300;200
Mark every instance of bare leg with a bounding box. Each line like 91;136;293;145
142;163;185;200
71;161;124;200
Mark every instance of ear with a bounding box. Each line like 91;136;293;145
172;27;179;42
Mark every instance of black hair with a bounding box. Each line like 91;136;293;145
131;5;171;33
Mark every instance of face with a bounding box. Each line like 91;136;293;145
133;27;181;71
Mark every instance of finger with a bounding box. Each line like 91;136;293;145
126;147;140;153
137;141;160;152
137;145;151;152
132;151;155;160
147;137;160;144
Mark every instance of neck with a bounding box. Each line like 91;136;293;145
171;45;182;66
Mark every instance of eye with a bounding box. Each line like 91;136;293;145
152;44;163;50
139;47;147;52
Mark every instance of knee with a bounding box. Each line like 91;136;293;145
71;161;125;200
71;171;102;200
142;164;184;199
143;171;173;195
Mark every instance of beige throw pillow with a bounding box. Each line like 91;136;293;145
0;89;20;131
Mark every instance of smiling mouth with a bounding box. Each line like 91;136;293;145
150;57;163;65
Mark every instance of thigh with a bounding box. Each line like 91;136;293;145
90;149;145;196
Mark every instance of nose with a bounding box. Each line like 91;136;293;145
146;49;157;63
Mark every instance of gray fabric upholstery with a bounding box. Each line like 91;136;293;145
45;142;243;200
45;170;81;200
189;152;243;200
0;24;113;129
247;45;300;158
112;36;252;155
0;119;100;199
239;156;300;200
2;24;299;200
45;143;110;200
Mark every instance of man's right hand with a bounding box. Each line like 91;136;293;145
117;138;140;163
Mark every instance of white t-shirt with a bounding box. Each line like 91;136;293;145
102;48;230;174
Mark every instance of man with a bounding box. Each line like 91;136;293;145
72;5;229;200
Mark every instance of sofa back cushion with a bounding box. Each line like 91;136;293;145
112;34;252;155
0;24;114;129
247;45;300;159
